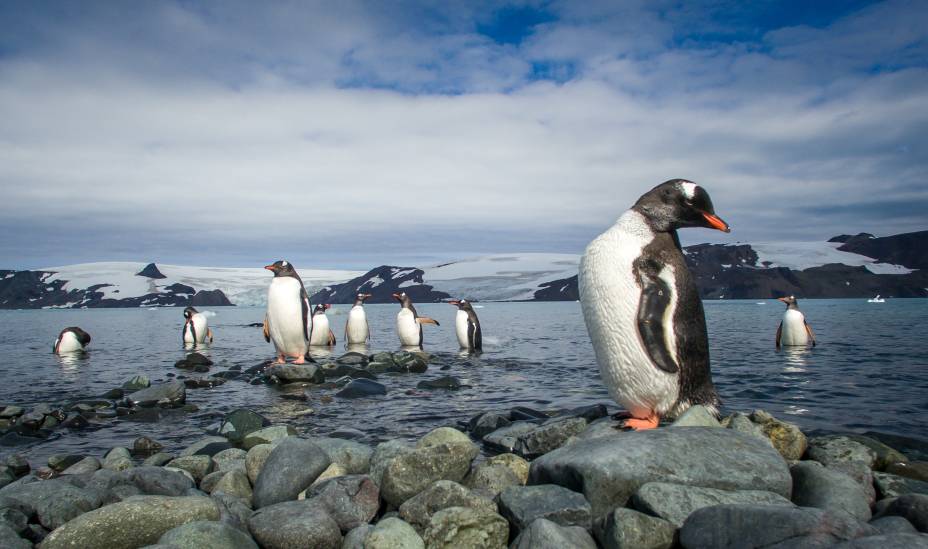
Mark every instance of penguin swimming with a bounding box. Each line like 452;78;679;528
309;303;337;346
53;327;91;354
449;299;482;351
182;306;213;345
264;260;312;364
776;295;816;347
392;292;439;348
345;293;372;345
579;179;730;430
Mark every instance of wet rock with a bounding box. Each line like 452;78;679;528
0;478;102;530
335;379;387;398
321;364;377;380
498;484;592;535
103;447;133;471
342;524;374;549
0;506;28;534
631;481;794;527
131;436;163;456
844;435;910;470
18;410;45;430
3;454;29;477
809;435;879;468
392;352;429;373
482;421;538;453
417;427;474;449
869;516;919;535
462;463;521;499
119;466;196;496
750;409;807;461
200;470;225;493
510;406;549;422
247;500;342;549
380;438;479;507
185;352;213;366
180;436;232;457
143;452;174;467
513;417;588;459
268;363;325;384
211;491;253;533
423;506;508;549
365;517;424;548
48;454;84;472
167;455;213;482
594;507;675;549
210;448;246;472
833;533;928;548
0;406;24;419
0;524;29;549
253;437;331;508
245;444;273;485
887;461;928;482
242;425;296;450
305;475;379;532
874;493;928;532
513;517;598;549
122;375;150;391
61;456;101;475
828;460;877;505
874;472;928;499
467;411;512;438
158;520;258;549
212;469;253;505
127;381;186;407
417;376;462;390
41;495;219;549
398;480;496;533
671;405;722;428
529;427;791;518
369;440;415;487
336;352;369;366
679;504;874;548
311;437;373;474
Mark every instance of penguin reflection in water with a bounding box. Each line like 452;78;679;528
53;327;91;354
263;260;312;364
392;292;439;348
579;179;730;430
449;299;482;352
775;296;816;348
309;304;337;347
182;306;213;346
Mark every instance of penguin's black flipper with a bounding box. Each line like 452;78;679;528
636;274;679;374
300;287;310;342
263;315;270;343
186;320;197;346
805;321;816;346
775;321;782;348
468;319;482;351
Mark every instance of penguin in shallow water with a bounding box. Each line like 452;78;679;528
53;327;91;354
182;306;213;345
264;260;312;364
449;299;482;351
392;292;439;348
345;293;372;345
579;179;730;430
776;296;816;347
309;303;337;346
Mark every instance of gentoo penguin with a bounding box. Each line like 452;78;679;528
182;306;213;345
579;179;730;430
309;303;337;346
345;293;372;345
264;260;312;364
449;299;482;351
776;296;816;347
392;292;439;348
53;327;91;354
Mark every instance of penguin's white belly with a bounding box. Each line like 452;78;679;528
309;315;331;346
267;278;307;356
780;309;809;346
455;311;469;348
579;210;679;418
56;332;84;353
396;309;420;346
184;314;209;344
346;307;368;344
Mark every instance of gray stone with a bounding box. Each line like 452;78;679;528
874;494;928;532
595;507;675;549
211;448;247;472
212;491;253;533
253;437;331;508
482;421;539;453
671;405;721;428
268;363;325;383
121;466;195;496
311;437;372;474
869;516;918;535
218;409;270;444
0;478;102;530
724;412;770;442
380;440;479;507
468;411;512;438
514;417;589;459
304;475;379;532
398;480;496;533
158;520;258;549
887;461;928;482
0;506;28;535
242;425;296;450
245;444;273;485
513;518;597;549
498;484;592;535
0;524;29;549
179;436;231;457
792;461;873;521
199;470;225;493
335;379;387;398
843;435;910;470
679;504;875;548
369;440;414;487
874;471;928;499
486;453;529;485
48;454;85;472
751;410;808;461
41;495;219;549
462;463;521;499
828;460;877;505
3;455;29;477
212;469;252;505
341;524;374;549
529;427;791;518
417;427;474;449
808;435;879;468
61;456;101;475
143;452;174;467
103;447;133;471
167;455;213;482
832;533;928;548
423;506;507;549
127;380;186;407
365;517;424;548
247;499;342;549
632;481;794;527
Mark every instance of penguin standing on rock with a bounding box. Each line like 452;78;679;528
392;292;439;348
579;179;730;430
182;306;213;346
776;296;816;347
264;260;312;364
449;299;482;351
309;304;337;347
53;327;91;354
345;293;372;345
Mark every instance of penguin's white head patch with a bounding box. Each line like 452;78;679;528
282;261;289;267
680;181;697;200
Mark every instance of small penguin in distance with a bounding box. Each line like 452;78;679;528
392;292;439;348
264;260;312;364
579;179;730;430
449;299;482;351
53;327;91;354
345;293;372;345
776;295;816;347
309;303;337;347
182;306;213;346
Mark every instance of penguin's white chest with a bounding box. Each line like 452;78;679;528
56;331;84;353
184;314;208;344
267;278;308;356
346;306;368;344
579;210;679;418
396;309;420;346
309;314;331;346
780;309;809;346
455;310;469;348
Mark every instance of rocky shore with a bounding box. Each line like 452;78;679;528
1;351;927;548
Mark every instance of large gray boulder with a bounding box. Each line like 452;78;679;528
498;484;592;535
529;427;791;517
462;463;521;499
808;435;879;468
247;500;341;549
368;440;414;487
218;409;270;444
791;461;872;521
311;437;373;474
594;507;675;549
397;480;496;533
513;417;588;459
304;475;379;532
379;441;479;507
874;494;928;532
268;363;324;384
363;517;424;548
422;506;508;549
252;437;331;508
41;495;219;549
832;533;928;548
631;482;793;527
158;520;258;549
512;518;598;549
0;477;102;530
874;471;928;499
127;380;186;407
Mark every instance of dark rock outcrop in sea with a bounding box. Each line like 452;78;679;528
310;265;450;304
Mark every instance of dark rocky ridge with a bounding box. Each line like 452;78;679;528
310;265;450;304
136;262;167;279
833;231;928;270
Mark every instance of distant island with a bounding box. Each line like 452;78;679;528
1;231;925;309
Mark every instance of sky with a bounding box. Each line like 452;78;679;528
1;0;926;270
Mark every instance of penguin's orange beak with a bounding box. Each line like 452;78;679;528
264;264;277;271
323;303;331;310
391;293;401;301
777;297;789;303
448;300;460;306
701;212;731;233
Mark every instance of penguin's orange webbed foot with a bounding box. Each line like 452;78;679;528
292;356;306;364
621;413;660;431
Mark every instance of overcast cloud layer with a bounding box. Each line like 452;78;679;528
1;0;926;269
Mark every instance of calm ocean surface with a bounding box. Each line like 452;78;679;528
1;299;926;463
